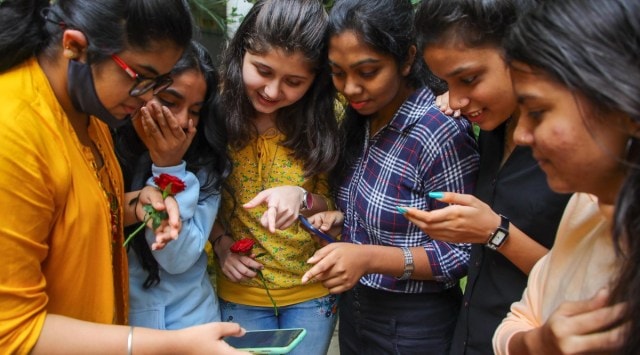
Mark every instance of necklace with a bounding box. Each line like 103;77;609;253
83;144;120;242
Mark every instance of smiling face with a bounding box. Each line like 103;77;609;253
242;48;315;122
511;62;630;204
92;42;183;120
423;43;516;131
328;30;413;124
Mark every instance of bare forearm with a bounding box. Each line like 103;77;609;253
498;224;549;275
32;315;180;355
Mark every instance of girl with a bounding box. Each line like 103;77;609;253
494;0;638;353
401;1;572;352
114;41;231;329
211;0;339;354
0;0;246;353
302;0;479;353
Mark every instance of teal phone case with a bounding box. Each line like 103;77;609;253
225;328;307;354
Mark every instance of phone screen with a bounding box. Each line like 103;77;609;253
225;328;305;350
298;215;335;243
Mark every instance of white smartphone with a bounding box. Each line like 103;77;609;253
224;328;307;354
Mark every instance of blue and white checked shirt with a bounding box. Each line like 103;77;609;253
336;87;480;293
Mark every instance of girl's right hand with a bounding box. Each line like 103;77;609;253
177;322;250;354
133;101;196;167
435;91;461;118
401;192;501;244
215;235;264;282
516;289;627;354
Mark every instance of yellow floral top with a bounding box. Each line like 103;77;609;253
216;130;332;307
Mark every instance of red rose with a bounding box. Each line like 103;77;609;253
228;237;278;316
230;238;256;254
123;174;186;248
154;173;186;196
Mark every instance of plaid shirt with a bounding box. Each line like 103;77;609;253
336;87;480;293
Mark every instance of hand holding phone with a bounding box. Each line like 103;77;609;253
224;328;307;354
298;215;335;243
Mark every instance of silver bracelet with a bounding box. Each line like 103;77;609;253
127;326;134;355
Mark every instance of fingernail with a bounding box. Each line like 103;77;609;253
396;206;408;214
428;192;444;199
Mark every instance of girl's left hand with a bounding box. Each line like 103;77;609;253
137;185;181;250
243;186;306;233
133;101;196;167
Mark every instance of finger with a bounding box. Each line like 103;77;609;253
429;191;476;206
556;288;611;317
453;109;461;118
184;118;197;145
159;106;182;135
141;107;162;140
217;322;247;338
164;196;181;229
243;190;269;209
149;102;170;133
267;205;277;233
302;247;335;283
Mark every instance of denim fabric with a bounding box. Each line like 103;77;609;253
220;294;338;355
339;284;461;355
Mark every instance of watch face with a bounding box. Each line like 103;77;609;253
492;230;507;245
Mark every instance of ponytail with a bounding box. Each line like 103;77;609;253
0;0;49;72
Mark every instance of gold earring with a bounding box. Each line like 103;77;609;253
63;47;76;59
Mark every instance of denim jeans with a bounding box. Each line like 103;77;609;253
338;284;461;355
220;294;338;355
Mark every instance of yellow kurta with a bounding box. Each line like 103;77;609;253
216;131;331;307
0;58;126;353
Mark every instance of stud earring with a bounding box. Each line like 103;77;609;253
63;47;77;59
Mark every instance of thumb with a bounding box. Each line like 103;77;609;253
243;190;269;209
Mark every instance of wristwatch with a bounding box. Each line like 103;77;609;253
486;214;510;250
396;247;415;281
300;188;314;211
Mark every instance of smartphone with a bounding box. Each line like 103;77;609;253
224;328;307;354
298;215;335;243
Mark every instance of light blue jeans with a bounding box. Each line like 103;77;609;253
220;294;338;355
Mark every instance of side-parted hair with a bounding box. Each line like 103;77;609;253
504;1;640;353
415;0;538;51
114;41;232;288
329;0;442;184
219;0;338;177
0;0;193;72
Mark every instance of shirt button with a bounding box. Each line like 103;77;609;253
464;301;469;308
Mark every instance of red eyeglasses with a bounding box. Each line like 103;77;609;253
111;54;173;97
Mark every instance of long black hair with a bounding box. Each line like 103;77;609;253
414;0;538;52
114;41;232;288
504;0;640;353
329;0;440;185
219;0;339;177
0;0;193;72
